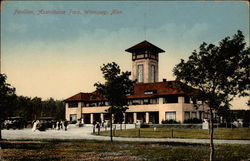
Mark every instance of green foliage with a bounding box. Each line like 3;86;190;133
100;128;250;140
11;96;65;121
173;30;249;160
94;62;134;123
173;30;249;110
0;73;16;121
184;118;203;124
0;73;65;121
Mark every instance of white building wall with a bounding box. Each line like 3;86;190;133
65;96;209;123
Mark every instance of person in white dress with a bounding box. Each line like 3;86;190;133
32;120;39;132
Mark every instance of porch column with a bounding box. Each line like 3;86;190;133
112;114;114;123
178;96;185;104
159;97;164;104
123;113;126;123
90;113;94;124
100;113;104;122
133;112;137;123
146;112;149;123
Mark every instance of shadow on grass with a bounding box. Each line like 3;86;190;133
1;139;250;161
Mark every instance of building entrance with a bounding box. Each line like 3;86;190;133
149;112;159;124
83;114;90;124
137;112;146;123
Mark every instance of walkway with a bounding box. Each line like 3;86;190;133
2;125;250;145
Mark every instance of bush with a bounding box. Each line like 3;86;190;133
161;119;180;124
184;118;202;124
140;123;150;128
149;124;202;129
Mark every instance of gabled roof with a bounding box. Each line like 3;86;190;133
64;81;199;102
64;92;105;102
127;81;199;99
125;40;165;53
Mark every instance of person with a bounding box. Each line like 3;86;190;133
60;120;63;130
64;120;68;131
56;121;59;130
101;120;105;127
52;120;56;129
32;120;39;132
96;122;100;135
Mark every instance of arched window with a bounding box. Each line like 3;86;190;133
137;64;144;83
151;65;156;82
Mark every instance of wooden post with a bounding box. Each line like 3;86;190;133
113;125;116;137
138;128;141;137
171;128;173;138
98;126;100;135
93;125;95;134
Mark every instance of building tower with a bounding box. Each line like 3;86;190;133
125;40;165;83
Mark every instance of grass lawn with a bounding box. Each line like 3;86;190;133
100;128;250;140
1;140;250;161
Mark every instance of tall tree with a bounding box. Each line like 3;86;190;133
94;62;134;142
173;30;250;161
0;73;16;140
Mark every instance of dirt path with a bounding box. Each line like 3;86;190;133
2;125;250;145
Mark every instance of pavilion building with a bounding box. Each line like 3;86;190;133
64;41;208;124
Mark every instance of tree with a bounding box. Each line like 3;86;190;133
173;30;249;161
0;73;16;140
94;62;134;142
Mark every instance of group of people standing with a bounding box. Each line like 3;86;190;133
32;120;69;131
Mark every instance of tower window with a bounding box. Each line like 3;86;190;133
137;64;144;83
151;65;156;82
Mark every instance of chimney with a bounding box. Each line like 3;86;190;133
163;78;167;82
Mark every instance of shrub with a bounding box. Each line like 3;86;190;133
161;119;180;124
184;118;202;124
140;123;150;128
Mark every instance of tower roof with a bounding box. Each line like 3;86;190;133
125;40;165;53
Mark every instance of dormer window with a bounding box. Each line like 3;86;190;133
144;90;157;95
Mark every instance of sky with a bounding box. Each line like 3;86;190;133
1;1;249;109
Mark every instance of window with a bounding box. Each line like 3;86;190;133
132;99;141;105
184;96;190;103
150;98;158;104
144;91;153;95
166;112;176;121
89;102;97;107
164;96;178;103
144;90;157;95
68;102;78;108
151;65;156;82
184;112;190;120
81;102;86;107
69;114;77;121
137;64;144;83
105;101;109;106
192;112;197;119
143;99;149;104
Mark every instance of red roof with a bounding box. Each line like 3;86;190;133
125;40;165;53
64;81;198;102
64;92;106;102
127;81;198;99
